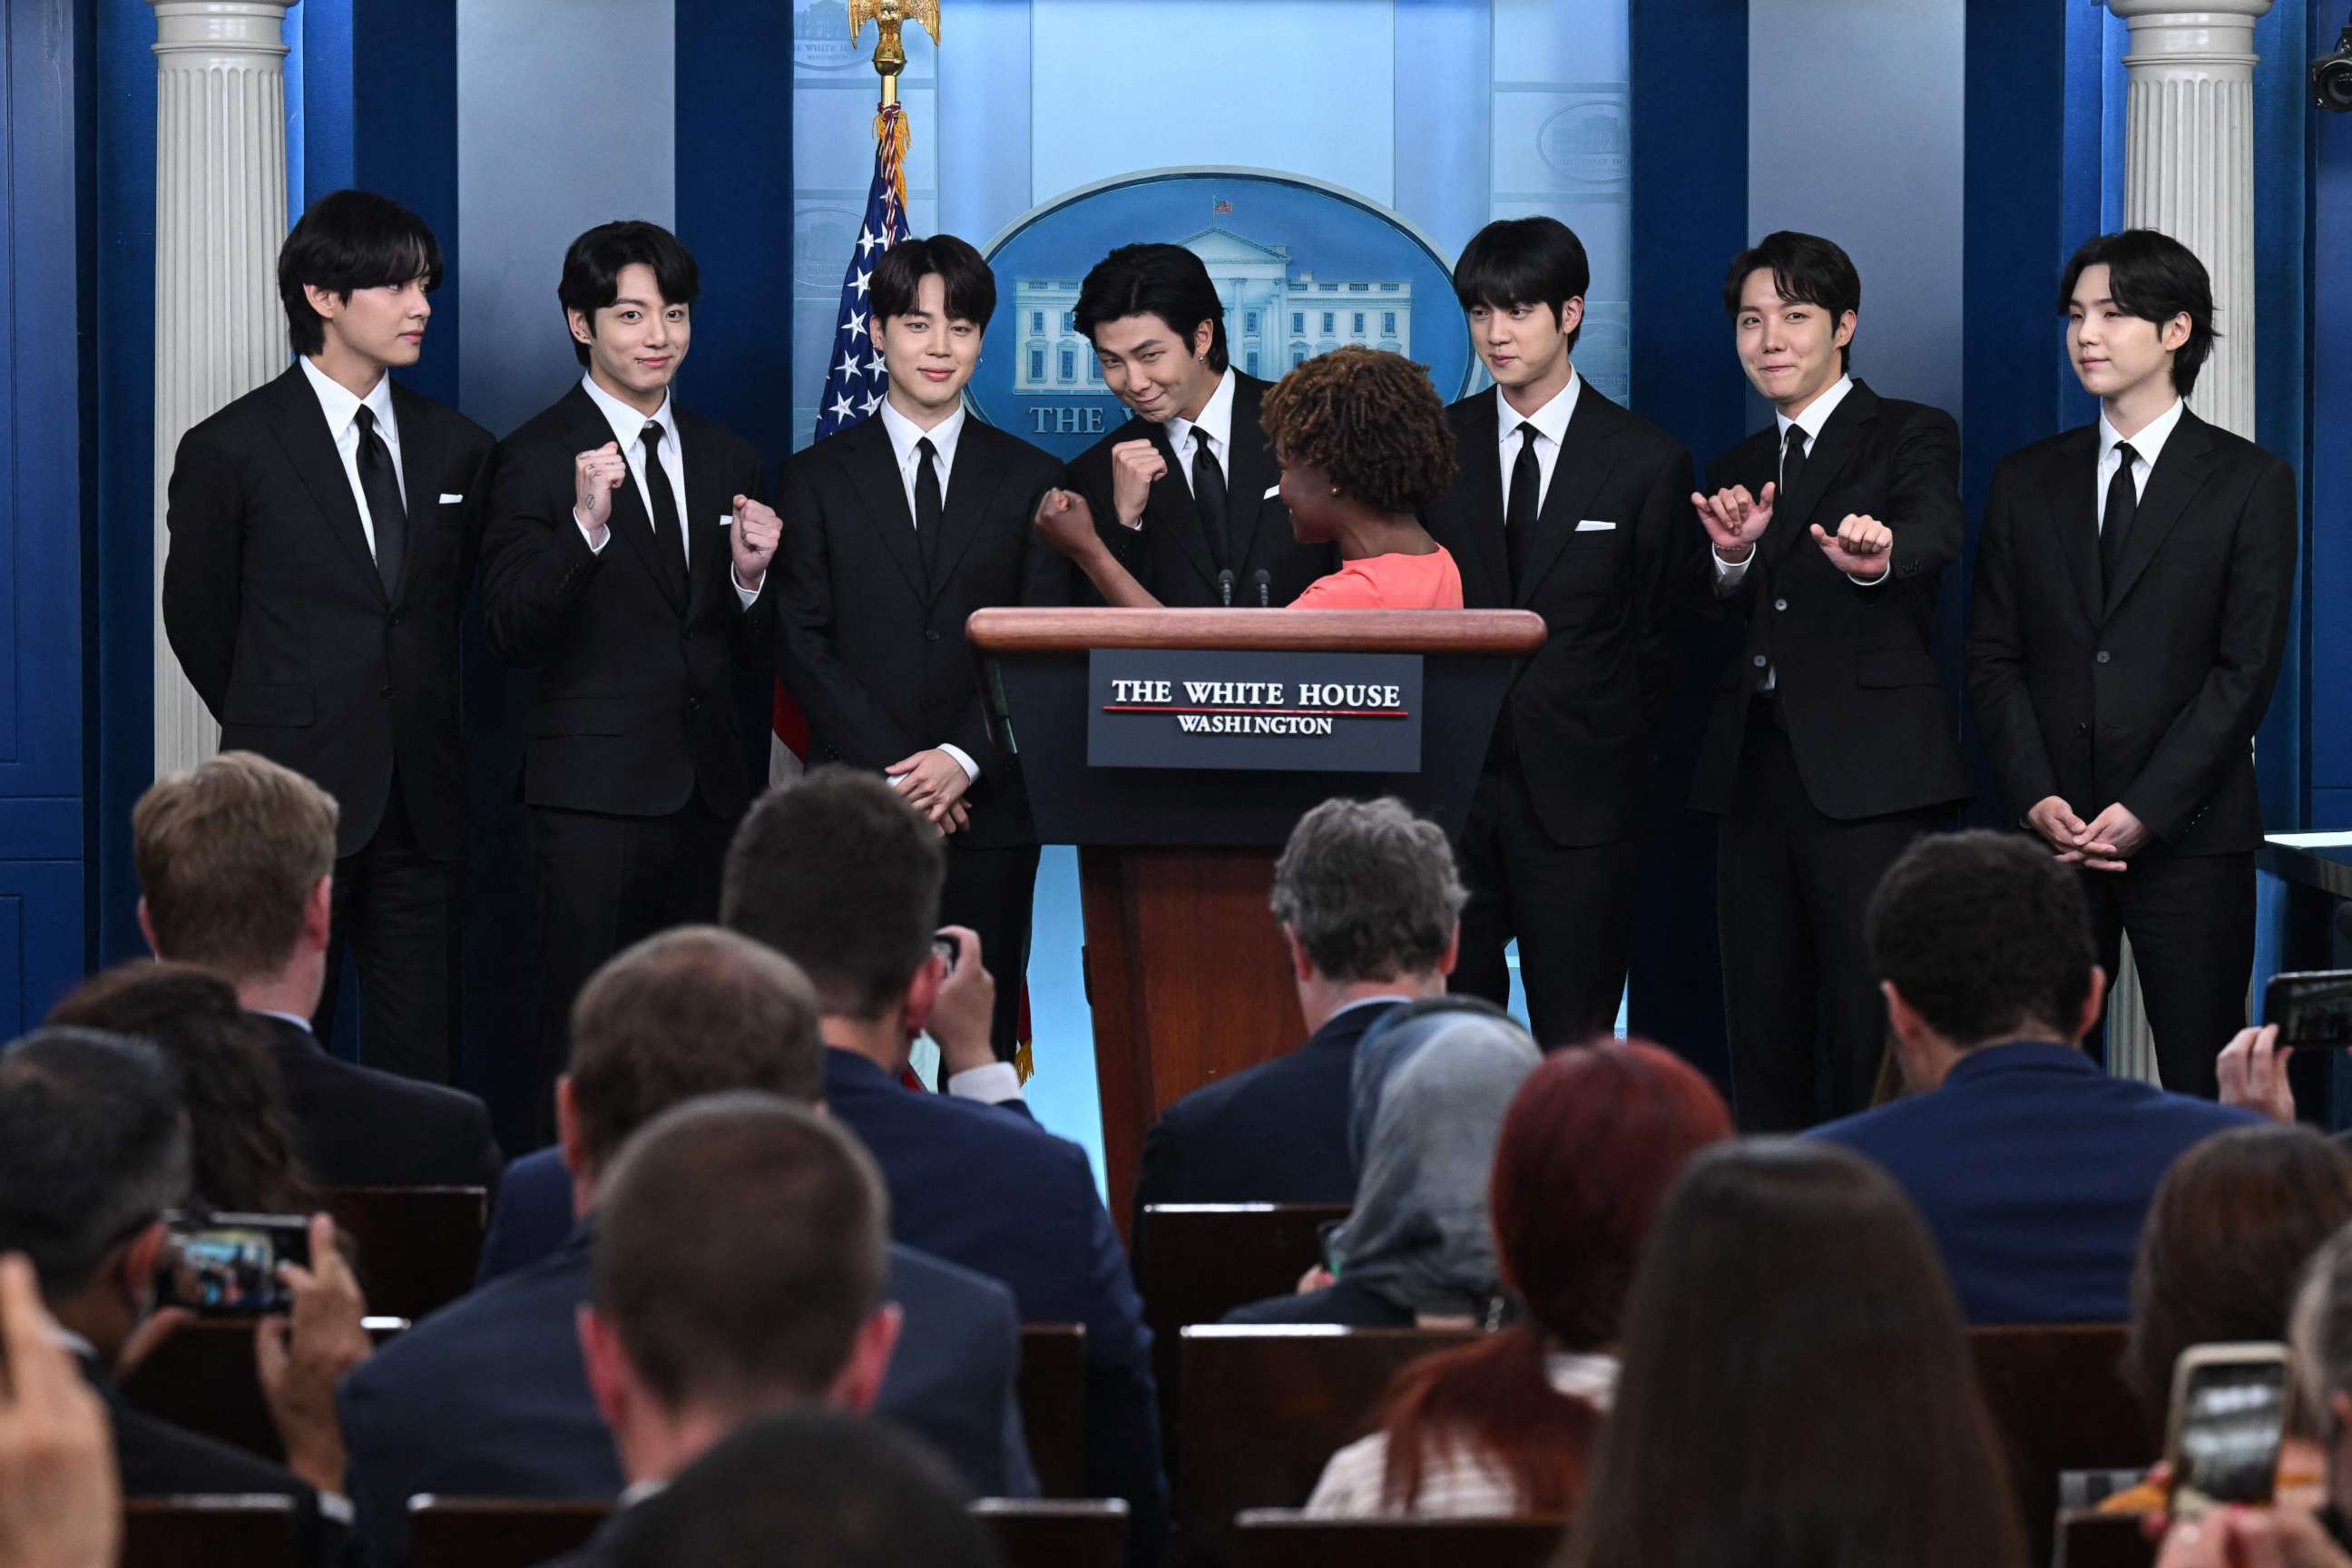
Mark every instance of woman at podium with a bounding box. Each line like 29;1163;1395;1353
1034;346;1465;610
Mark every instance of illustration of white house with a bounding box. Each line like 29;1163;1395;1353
1012;227;1414;394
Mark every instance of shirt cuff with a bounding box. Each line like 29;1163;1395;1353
1847;564;1893;586
939;743;980;782
946;1062;1023;1104
319;1492;356;1526
732;566;763;608
1711;550;1750;587
574;511;610;554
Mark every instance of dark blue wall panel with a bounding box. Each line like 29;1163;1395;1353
2308;1;2352;828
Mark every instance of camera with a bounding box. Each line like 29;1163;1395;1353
2315;15;2352;113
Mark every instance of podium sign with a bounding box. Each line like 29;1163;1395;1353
1087;649;1423;771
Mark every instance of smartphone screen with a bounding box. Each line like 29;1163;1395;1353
2265;971;2352;1047
153;1212;310;1317
2167;1348;2289;1517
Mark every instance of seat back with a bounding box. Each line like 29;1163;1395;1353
1969;1324;2150;1568
2055;1508;2159;1568
121;1496;298;1568
1179;1325;1481;1567
1233;1509;1568;1568
1016;1322;1087;1497
406;1496;612;1568
973;1498;1129;1568
320;1185;489;1321
120;1317;408;1462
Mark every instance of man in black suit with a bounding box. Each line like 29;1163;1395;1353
1967;229;2297;1096
0;1030;374;1568
1131;797;1461;1250
132;751;504;1192
338;927;1037;1568
778;235;1063;1063
480;220;782;1143
1061;243;1336;607
1421;218;1694;1044
162;190;495;1083
1690;230;1971;1130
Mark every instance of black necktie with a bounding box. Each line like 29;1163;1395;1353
1779;422;1808;505
1505;421;1542;592
1191;428;1230;571
354;406;407;597
639;420;689;603
2102;441;2139;593
915;436;944;583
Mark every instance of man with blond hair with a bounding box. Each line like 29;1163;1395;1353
132;750;499;1190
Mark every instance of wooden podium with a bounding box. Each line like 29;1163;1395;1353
968;608;1545;1232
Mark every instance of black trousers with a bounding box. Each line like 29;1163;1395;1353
316;776;459;1084
1450;764;1642;1048
2082;848;2254;1099
527;799;734;1147
938;841;1043;1063
1719;698;1945;1132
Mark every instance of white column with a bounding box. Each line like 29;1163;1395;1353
2106;0;2270;439
2102;0;2269;1085
150;0;290;779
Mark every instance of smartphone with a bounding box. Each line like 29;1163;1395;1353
153;1211;310;1317
933;930;963;976
2265;971;2352;1047
2163;1342;2291;1519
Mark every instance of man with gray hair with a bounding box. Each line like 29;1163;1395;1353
1130;796;1465;1239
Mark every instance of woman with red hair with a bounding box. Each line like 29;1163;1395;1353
1304;1039;1732;1516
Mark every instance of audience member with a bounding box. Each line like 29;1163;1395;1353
2218;1022;2302;1125
1808;829;2256;1322
1225;997;1539;1327
338;927;1034;1567
48;960;318;1214
553;1094;905;1564
600;1409;1002;1568
0;1253;120;1568
132;752;500;1191
720;768;1167;1562
1563;1140;2025;1568
1306;1041;1731;1515
1130;797;1463;1267
0;1028;371;1567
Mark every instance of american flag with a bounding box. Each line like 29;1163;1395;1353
812;104;914;441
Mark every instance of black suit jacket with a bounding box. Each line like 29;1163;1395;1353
162;367;495;858
1965;411;2296;854
1689;380;1971;820
1062;374;1337;607
478;385;771;819
776;416;1064;849
251;1013;503;1195
1423;386;1695;847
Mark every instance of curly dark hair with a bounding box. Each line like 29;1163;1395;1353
1259;347;1457;516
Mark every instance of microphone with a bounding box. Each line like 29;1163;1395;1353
1218;569;1236;607
1253;569;1271;608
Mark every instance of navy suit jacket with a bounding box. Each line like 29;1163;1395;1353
1126;1001;1395;1281
339;1222;1034;1568
251;1014;502;1195
820;1049;1167;1561
1808;1042;2259;1324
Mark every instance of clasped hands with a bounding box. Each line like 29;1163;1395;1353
1690;481;1894;579
2027;795;2149;873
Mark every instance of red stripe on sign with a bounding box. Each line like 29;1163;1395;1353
1101;705;1410;718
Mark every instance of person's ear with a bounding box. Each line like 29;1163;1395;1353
1882;980;1927;1058
1282;925;1315;985
1557;297;1586;340
556;1076;593;1188
2077;966;2110;1041
304;875;334;953
302;283;347;325
1192;318;1217;363
121;1220;169;1314
902;950;946;1039
1437;921;1461;980
566;308;595;350
2160;312;2193;353
1834;309;1857;350
577;1305;634;1432
136;897;160;958
827;1303;903;1415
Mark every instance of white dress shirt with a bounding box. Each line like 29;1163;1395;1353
1494;371;1582;516
874;397;980;785
299;356;404;563
2096;397;2186;527
1165;368;1237;494
573;374;760;606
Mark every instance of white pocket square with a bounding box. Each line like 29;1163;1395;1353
1575;519;1616;533
718;514;735;527
437;493;463;504
1262;485;1281;501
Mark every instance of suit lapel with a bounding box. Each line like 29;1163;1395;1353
2048;428;2102;629
1514;389;1622;608
1766;380;1877;564
1137;421;1221;597
1444;393;1509;608
387;383;442;608
927;420;1008;603
261;367;387;603
562;387;684;617
840;416;929;602
2103;411;2217;618
1221;375;1274;577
